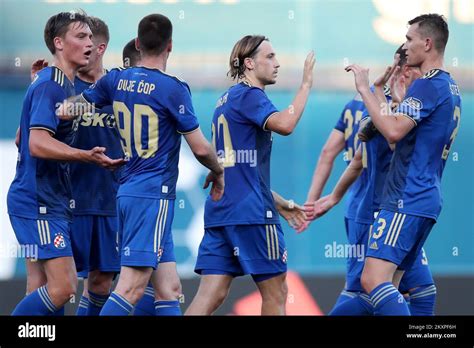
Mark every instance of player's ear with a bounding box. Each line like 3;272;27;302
244;57;254;71
135;38;140;52
53;36;64;53
167;39;172;53
424;37;433;52
97;43;107;56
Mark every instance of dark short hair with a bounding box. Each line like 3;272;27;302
44;10;91;54
137;14;172;56
228;35;269;80
408;14;449;52
395;44;408;67
122;38;140;67
89;16;109;44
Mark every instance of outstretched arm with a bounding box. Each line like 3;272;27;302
265;51;315;135
306;145;363;220
306;129;345;202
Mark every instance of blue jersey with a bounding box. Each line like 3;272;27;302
334;94;366;220
7;67;76;221
82;66;199;200
355;90;393;224
382;69;462;220
70;76;123;216
204;82;280;227
355;133;392;224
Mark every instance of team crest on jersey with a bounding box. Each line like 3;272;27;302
53;233;67;249
282;249;288;264
402;97;423;112
157;247;164;261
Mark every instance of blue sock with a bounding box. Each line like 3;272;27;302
87;291;109;316
408;284;437;316
370;282;410;316
100;292;133;316
329;292;373;315
76;296;89;316
134;284;155;316
12;286;57;316
51;307;65;316
154;300;182;316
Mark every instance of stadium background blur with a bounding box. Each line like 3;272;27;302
0;0;472;314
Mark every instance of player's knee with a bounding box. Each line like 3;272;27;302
88;273;114;295
156;279;182;300
119;284;146;304
261;280;288;306
48;279;77;305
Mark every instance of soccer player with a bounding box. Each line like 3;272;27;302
60;13;224;316
69;17;123;316
345;14;461;315
27;17;123;316
7;11;124;316
309;47;436;315
121;38;183;316
185;35;315;315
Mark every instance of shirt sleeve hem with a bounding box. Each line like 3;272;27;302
262;111;279;131
177;125;200;135
29;126;56;135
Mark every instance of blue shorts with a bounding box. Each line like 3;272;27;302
118;197;174;269
366;210;435;270
9;215;73;260
195;224;287;279
344;218;371;292
399;248;434;293
70;215;120;277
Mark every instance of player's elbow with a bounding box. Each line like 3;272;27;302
265;115;294;136
272;122;293;136
385;130;403;144
192;142;212;159
320;145;338;162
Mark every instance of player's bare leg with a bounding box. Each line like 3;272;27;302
256;273;288;315
113;266;153;304
360;257;398;293
185;275;233;315
88;270;115;296
25;259;46;294
151;262;182;301
43;256;78;308
392;269;405;289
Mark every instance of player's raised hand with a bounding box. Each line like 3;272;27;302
87;146;126;170
374;54;400;88
277;200;309;233
345;64;370;94
301;51;316;89
203;171;225;201
390;67;406;105
31;59;48;81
